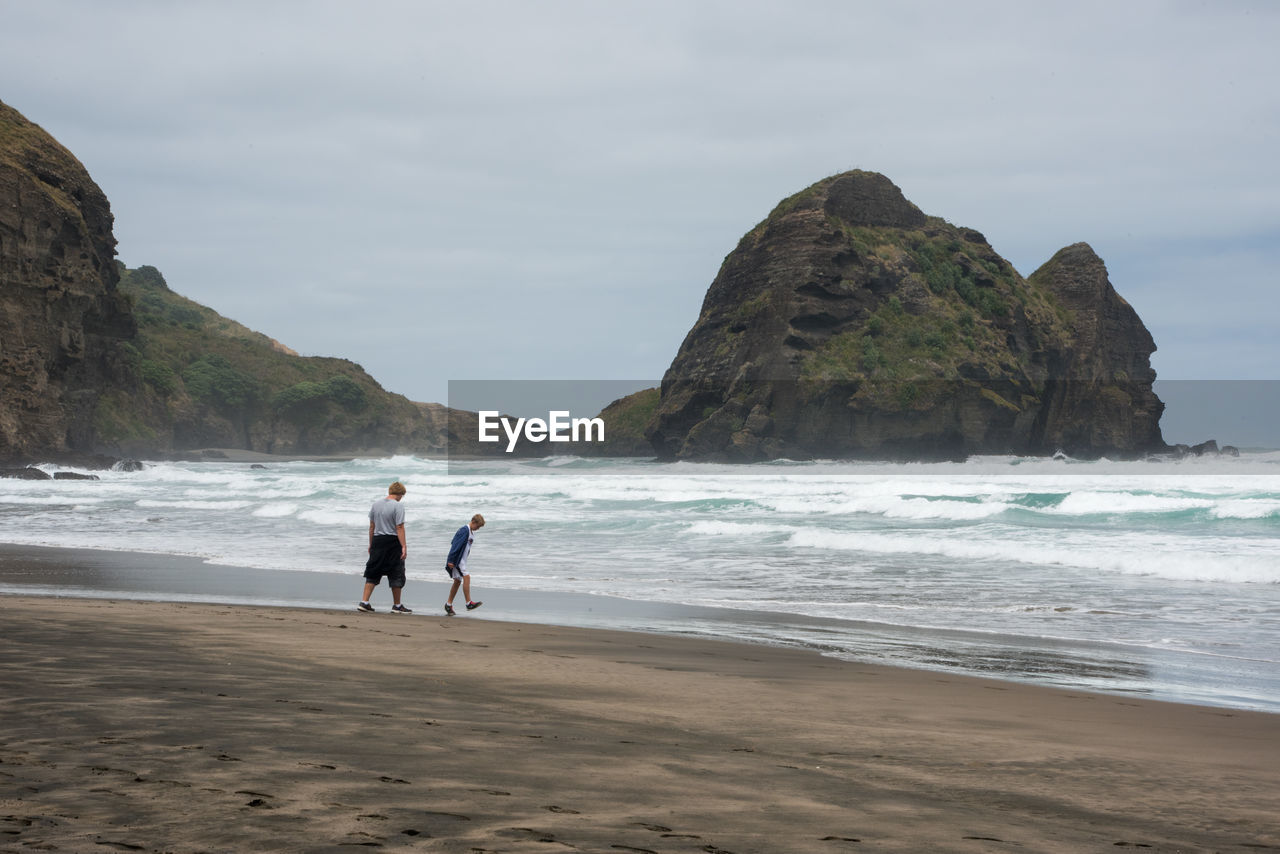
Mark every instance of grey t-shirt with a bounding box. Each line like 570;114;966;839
369;497;405;536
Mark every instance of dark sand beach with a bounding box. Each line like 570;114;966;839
2;591;1278;853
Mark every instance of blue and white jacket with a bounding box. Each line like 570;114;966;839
445;525;472;570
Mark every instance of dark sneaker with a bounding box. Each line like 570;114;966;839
391;604;412;614
465;600;483;611
357;602;374;613
444;603;456;616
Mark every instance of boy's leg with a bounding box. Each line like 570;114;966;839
362;581;376;602
462;574;472;603
447;578;461;605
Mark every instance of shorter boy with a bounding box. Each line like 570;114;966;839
444;513;485;616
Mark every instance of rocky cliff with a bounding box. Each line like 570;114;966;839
0;100;469;463
648;171;1166;460
0;99;136;462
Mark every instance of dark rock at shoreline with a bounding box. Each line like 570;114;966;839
53;471;99;480
0;467;51;480
1158;440;1241;460
648;170;1167;461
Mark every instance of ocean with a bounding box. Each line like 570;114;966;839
3;453;1278;712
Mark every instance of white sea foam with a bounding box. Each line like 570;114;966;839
253;503;298;518
135;499;255;510
1046;491;1215;516
787;527;1280;585
825;495;1010;520
1211;499;1280;519
0;494;109;506
297;509;366;527
686;520;793;537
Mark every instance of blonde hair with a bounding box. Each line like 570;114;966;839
388;481;407;495
471;513;485;527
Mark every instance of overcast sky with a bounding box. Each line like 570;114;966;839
3;1;1277;440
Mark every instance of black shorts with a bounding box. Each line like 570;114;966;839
364;535;406;588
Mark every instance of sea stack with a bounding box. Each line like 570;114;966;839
647;170;1165;461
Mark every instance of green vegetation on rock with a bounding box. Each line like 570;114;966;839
578;387;660;457
111;263;437;455
799;221;1072;404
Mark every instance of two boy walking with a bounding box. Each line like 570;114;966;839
356;480;485;616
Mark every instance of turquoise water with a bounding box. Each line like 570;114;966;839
3;453;1278;711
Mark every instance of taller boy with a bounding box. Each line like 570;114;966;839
357;481;410;613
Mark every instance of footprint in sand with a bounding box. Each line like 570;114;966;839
237;790;274;808
341;831;385;846
146;778;192;788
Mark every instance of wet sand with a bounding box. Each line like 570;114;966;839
6;542;1254;714
1;594;1277;853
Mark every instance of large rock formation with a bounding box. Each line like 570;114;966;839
0;99;137;463
648;171;1165;460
